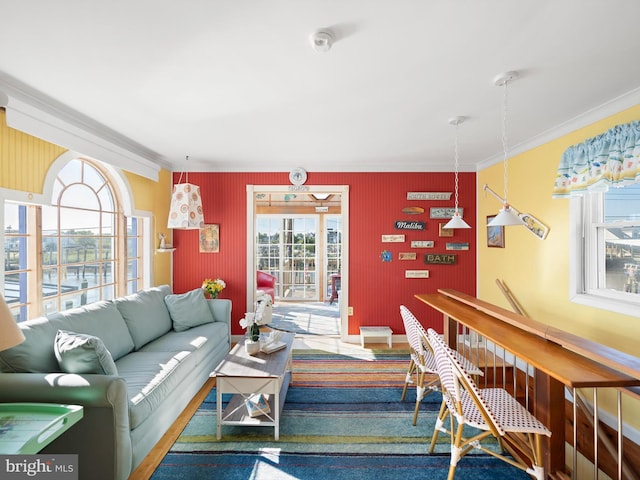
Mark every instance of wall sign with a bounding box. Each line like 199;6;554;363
438;224;454;237
424;254;457;265
446;242;469;251
395;220;425;230
405;270;430;278
402;206;425;215
382;234;405;242
430;207;463;219
407;192;452;200
411;240;434;248
399;252;417;260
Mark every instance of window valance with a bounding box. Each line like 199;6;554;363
552;120;640;198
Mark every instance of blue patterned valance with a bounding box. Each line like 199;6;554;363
553;120;640;198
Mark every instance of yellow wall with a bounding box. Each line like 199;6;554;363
0;110;66;193
124;169;173;286
0;109;172;287
478;104;640;356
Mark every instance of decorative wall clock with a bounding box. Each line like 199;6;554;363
289;168;307;186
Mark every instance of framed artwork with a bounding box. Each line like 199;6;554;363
486;216;505;248
199;224;220;253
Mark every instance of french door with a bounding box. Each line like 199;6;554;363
256;215;319;301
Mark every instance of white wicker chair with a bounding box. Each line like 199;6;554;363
399;305;440;425
399;306;482;426
426;328;551;480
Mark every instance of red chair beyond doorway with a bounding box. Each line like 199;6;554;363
257;271;276;302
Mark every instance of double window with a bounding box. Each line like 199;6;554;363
3;158;147;321
572;183;640;317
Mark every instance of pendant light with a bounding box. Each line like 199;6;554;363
487;71;526;227
167;156;205;229
444;116;471;229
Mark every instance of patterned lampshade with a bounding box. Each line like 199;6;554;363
167;182;205;229
0;293;25;352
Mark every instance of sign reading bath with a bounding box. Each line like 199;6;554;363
424;253;457;265
395;221;425;230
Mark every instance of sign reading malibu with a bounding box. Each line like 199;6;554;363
394;221;425;230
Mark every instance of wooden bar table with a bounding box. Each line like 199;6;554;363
415;291;640;478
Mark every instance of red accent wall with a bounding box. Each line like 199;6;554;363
172;171;476;335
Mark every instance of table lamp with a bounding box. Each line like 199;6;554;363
0;293;24;351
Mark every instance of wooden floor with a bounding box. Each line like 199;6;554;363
128;334;408;480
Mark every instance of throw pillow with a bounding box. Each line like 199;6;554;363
114;286;172;350
164;288;214;332
54;330;118;375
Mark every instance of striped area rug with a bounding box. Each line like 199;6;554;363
151;350;530;480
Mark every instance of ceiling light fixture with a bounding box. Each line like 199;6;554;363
444;116;471;229
487;71;526;227
167;156;205;230
310;29;334;53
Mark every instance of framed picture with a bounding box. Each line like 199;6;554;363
486;216;504;248
199;224;220;253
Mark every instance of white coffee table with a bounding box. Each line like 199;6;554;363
210;332;294;440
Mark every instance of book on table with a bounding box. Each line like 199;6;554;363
260;340;286;354
245;394;271;418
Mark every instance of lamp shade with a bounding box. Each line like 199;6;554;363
488;204;525;226
167;183;205;230
0;293;25;351
444;212;471;229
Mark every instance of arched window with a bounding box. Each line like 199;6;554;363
3;157;146;320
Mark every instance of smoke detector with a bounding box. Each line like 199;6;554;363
310;29;334;53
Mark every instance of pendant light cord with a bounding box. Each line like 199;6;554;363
501;80;509;205
453;122;460;213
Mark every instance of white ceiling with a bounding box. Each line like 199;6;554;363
1;1;640;177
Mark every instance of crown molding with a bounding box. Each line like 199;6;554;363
476;86;640;171
0;72;169;181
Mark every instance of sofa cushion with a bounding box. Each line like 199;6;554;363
164;288;214;332
115;350;196;429
0;316;60;372
47;301;135;361
54;330;118;375
139;321;229;366
115;285;172;349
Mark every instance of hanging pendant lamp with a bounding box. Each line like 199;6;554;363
167;156;205;230
444;116;471;229
488;71;526;227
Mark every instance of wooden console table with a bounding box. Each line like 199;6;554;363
416;289;640;478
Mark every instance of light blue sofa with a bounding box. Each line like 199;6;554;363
0;285;231;480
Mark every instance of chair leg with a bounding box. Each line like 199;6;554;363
412;369;425;425
429;399;448;453
447;421;466;480
401;359;416;401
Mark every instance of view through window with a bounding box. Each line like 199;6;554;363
3;158;145;320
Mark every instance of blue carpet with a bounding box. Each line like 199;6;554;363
152;451;530;480
151;351;530;480
151;383;532;479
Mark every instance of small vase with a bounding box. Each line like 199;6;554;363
245;339;260;355
249;323;261;342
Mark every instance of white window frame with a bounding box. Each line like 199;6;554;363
570;193;640;318
2;154;152;319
